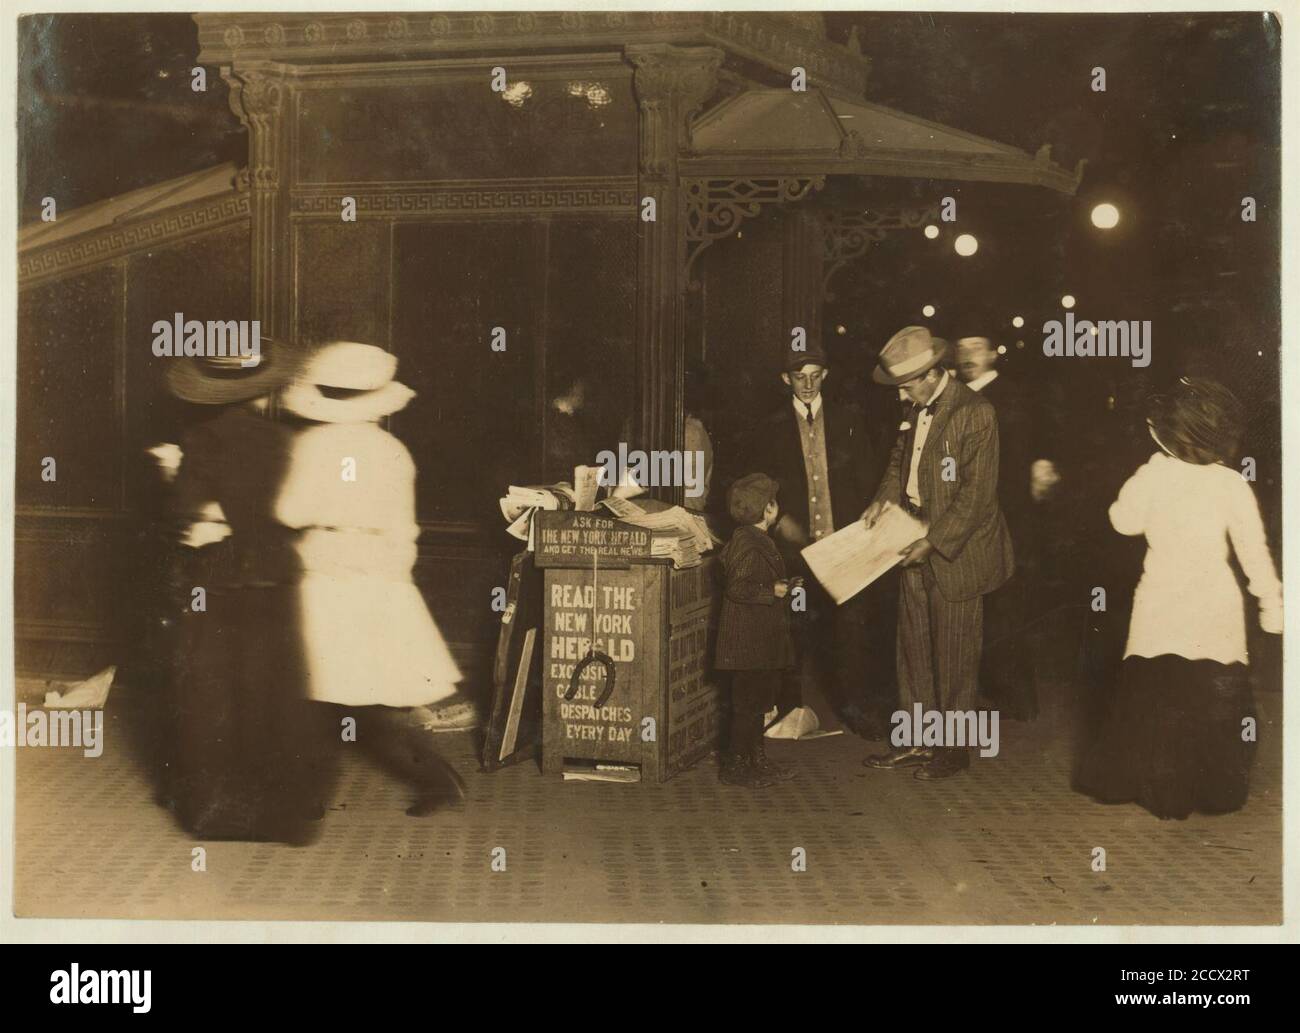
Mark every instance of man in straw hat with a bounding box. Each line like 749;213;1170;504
860;326;1014;780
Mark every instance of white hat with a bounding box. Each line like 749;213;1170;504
280;341;415;423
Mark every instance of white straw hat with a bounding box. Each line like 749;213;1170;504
280;341;415;423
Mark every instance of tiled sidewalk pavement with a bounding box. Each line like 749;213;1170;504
13;689;1280;926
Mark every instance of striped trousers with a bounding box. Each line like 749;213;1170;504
896;564;983;713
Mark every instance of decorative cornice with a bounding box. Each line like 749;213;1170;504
628;45;724;175
194;11;868;95
682;175;825;289
223;65;288;190
290;178;638;217
19;191;249;287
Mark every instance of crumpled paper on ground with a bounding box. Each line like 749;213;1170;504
763;704;843;740
43;665;116;709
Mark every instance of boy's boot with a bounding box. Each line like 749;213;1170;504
720;713;774;788
752;737;795;782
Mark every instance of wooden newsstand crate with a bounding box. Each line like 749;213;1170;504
541;557;720;782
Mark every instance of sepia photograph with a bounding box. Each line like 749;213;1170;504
5;2;1289;940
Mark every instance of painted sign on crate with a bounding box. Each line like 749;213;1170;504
547;570;641;748
534;511;652;569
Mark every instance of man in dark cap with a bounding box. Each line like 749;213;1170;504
746;343;893;737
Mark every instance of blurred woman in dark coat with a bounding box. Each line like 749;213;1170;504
165;344;325;842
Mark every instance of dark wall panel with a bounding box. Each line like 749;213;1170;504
391;219;545;523
14;517;125;632
295;221;390;347
390;216;637;526
700;210;786;466
542;217;636;459
124;224;252;483
17;266;121;508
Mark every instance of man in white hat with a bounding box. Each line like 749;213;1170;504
860;326;1014;779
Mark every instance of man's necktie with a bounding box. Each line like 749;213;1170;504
802;403;815;426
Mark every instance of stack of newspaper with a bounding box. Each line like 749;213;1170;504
617;505;717;569
498;482;577;541
498;467;650;542
649;531;702;569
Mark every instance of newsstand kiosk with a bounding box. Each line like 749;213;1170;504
535;511;721;783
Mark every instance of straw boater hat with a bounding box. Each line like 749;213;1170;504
166;339;302;404
279;341;415;423
872;325;950;385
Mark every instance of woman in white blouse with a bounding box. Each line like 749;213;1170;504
275;342;466;817
1076;377;1282;819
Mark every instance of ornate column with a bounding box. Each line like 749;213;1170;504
627;43;721;502
222;63;290;346
782;208;825;351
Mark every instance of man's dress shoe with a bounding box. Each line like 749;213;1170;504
914;748;971;780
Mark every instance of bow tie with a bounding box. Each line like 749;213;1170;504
909;399;937;419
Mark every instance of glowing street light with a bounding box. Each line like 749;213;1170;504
996;344;1007;355
954;233;978;257
922;304;936;318
1011;316;1025;328
1061;294;1076;309
924;225;940;239
1091;202;1121;229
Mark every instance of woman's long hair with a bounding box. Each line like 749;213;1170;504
1147;376;1245;466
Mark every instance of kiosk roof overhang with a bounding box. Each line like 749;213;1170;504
684;89;1083;196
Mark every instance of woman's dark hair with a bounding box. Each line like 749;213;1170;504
1147;376;1245;466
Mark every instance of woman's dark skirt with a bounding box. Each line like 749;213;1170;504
170;579;333;841
1074;654;1256;820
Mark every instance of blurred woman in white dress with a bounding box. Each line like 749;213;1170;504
276;341;465;815
1075;377;1282;819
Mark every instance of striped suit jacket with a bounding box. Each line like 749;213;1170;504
872;379;1014;602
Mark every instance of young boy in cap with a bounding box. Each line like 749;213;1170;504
714;473;800;787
